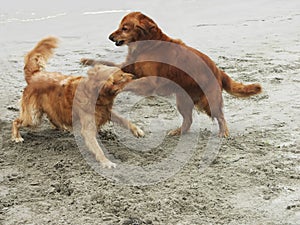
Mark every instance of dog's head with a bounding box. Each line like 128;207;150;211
87;65;134;96
103;70;134;95
109;12;159;46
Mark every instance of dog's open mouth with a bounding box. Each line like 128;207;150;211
115;40;125;46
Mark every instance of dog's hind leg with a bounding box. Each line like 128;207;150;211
12;118;25;142
202;85;229;137
216;114;229;137
11;104;43;142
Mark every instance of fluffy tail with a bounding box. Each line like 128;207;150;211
24;36;58;84
221;70;262;97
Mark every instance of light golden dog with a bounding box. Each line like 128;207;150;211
82;12;262;137
12;37;144;168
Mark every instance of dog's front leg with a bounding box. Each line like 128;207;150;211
168;92;194;136
80;118;116;169
80;58;120;67
111;111;144;137
122;77;158;95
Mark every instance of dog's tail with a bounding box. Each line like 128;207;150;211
24;36;58;84
221;70;262;97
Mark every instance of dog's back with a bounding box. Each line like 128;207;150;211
21;37;84;129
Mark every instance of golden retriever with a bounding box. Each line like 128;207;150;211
81;12;262;137
12;37;144;168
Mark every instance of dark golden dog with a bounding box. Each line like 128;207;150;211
82;12;262;137
12;37;144;168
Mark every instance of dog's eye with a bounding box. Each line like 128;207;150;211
122;27;128;31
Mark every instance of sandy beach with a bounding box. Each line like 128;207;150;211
1;0;300;224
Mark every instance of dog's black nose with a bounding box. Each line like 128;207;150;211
109;34;115;41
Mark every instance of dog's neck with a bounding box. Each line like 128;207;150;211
96;95;114;108
127;31;170;55
124;27;185;68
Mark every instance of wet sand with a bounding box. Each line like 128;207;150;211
1;1;300;224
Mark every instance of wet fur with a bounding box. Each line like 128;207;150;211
12;37;144;168
81;12;262;137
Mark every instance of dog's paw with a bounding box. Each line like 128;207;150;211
167;128;181;136
218;130;230;138
131;125;145;138
12;137;24;143
80;58;95;66
101;160;117;169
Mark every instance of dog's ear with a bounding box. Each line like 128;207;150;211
100;79;118;96
136;23;156;35
136;15;157;35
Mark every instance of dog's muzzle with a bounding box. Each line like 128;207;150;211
109;34;125;46
115;40;125;46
